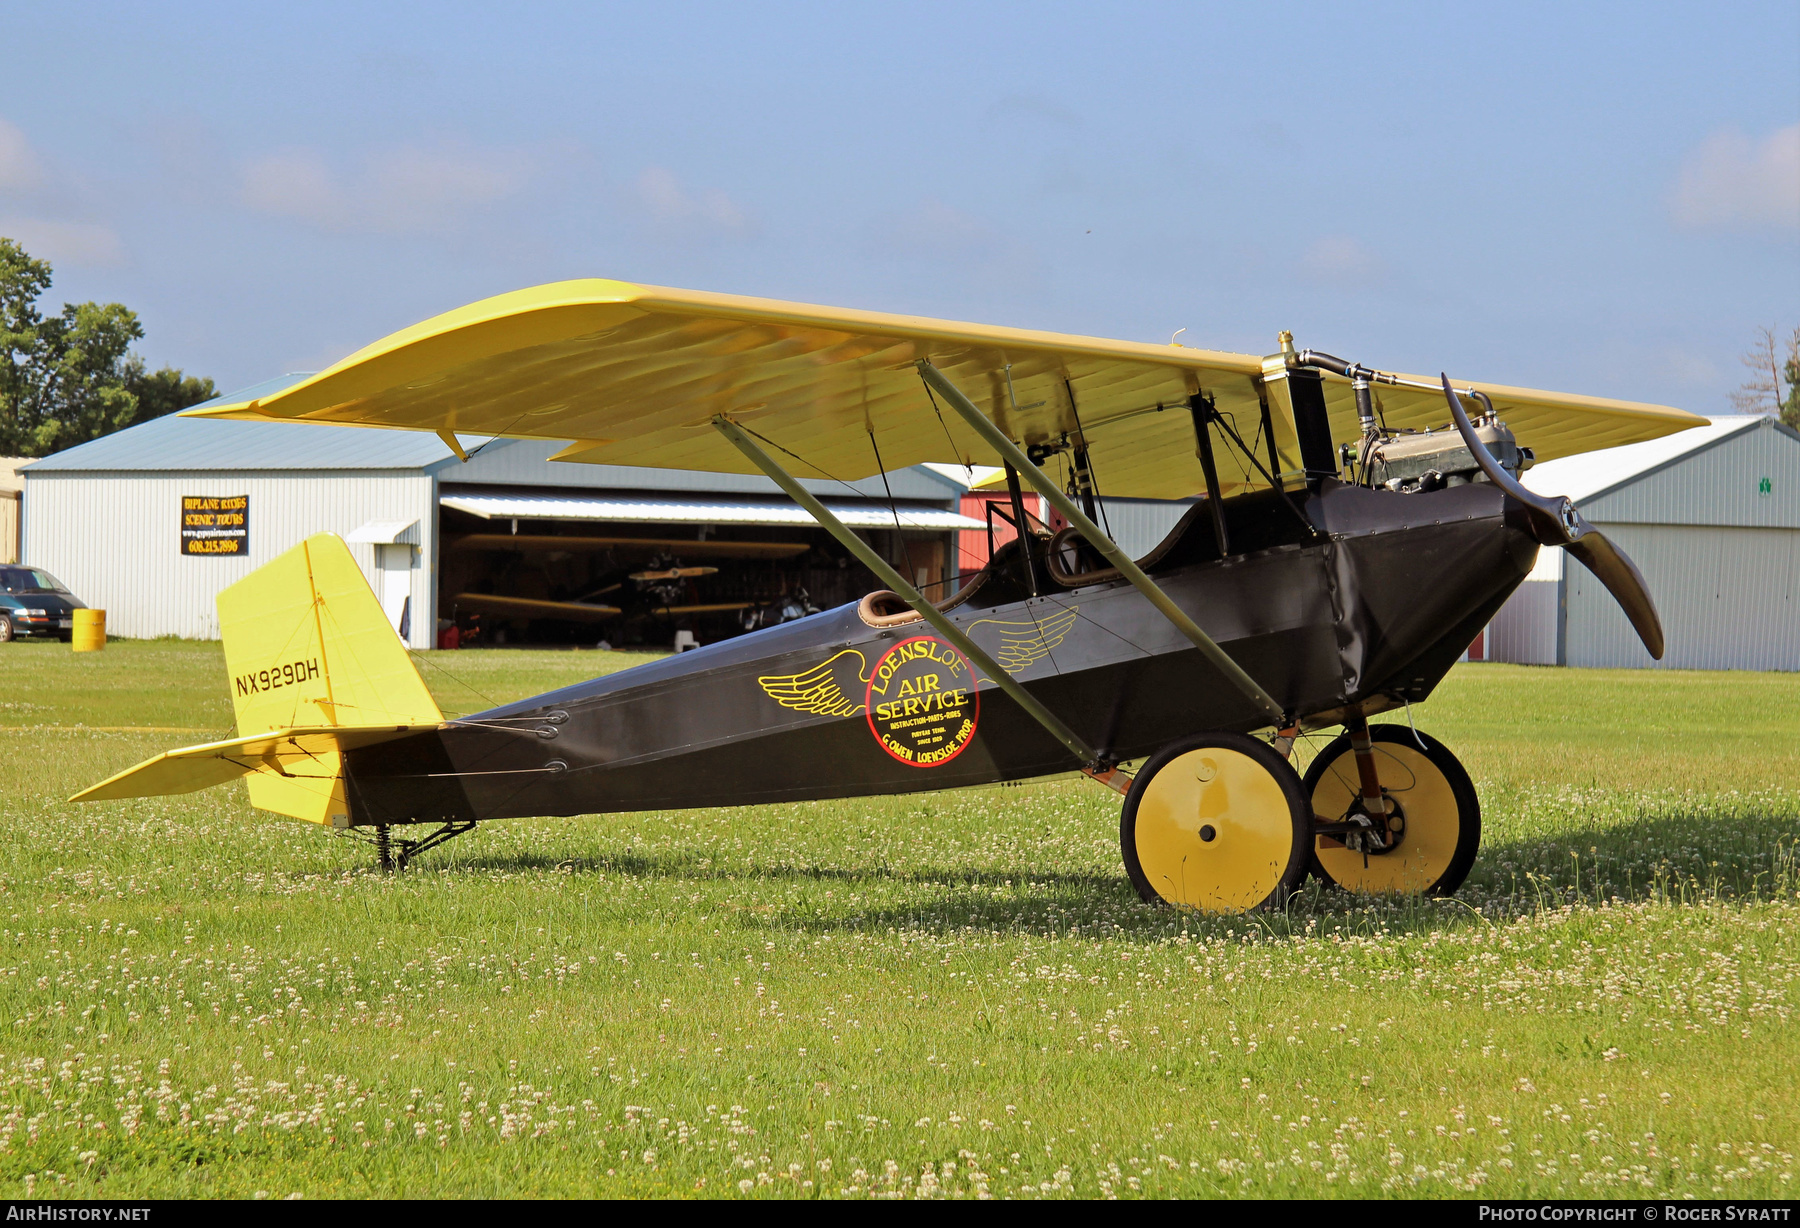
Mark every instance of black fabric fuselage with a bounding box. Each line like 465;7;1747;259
344;480;1536;825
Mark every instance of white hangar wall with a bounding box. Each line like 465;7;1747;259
1486;549;1562;666
1566;523;1800;670
1095;498;1196;559
22;469;438;648
1488;416;1800;671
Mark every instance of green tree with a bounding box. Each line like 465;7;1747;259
125;364;218;423
0;237;215;456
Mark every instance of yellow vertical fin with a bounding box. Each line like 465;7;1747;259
215;533;441;824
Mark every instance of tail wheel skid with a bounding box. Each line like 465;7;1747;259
340;820;477;872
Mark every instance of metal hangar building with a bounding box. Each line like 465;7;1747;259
1487;414;1800;671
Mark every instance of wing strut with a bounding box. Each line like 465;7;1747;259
916;360;1288;729
1187;392;1232;556
712;415;1102;769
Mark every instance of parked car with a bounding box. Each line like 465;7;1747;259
0;566;87;642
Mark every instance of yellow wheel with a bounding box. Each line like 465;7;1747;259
1303;725;1480;896
1120;732;1309;913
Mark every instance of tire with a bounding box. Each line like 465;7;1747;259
0;614;12;643
1302;724;1480;897
1120;731;1310;913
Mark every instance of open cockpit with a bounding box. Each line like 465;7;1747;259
935;485;1324;614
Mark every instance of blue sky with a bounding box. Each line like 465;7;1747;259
2;1;1795;413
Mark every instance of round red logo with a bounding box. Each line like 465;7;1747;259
864;636;980;768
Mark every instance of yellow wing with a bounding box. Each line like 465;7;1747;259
181;279;1706;501
969;607;1081;674
757;649;868;717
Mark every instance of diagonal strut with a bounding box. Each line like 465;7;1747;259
915;360;1287;729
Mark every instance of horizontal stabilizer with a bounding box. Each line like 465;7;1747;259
70;724;435;805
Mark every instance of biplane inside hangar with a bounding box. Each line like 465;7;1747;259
74;281;1704;909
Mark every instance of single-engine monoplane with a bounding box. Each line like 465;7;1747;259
74;282;1704;910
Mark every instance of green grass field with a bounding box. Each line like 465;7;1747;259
0;639;1793;1199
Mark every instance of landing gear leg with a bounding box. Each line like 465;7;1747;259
354;821;478;873
1303;722;1481;896
1270;723;1300;760
1343;708;1394;843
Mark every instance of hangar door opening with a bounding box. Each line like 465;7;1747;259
435;489;979;649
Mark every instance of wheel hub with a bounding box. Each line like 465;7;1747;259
1344;795;1406;856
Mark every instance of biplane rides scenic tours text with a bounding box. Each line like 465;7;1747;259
73;281;1704;910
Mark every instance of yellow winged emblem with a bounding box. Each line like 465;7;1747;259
757;649;869;717
968;607;1080;674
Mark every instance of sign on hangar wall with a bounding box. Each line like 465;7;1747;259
180;495;249;556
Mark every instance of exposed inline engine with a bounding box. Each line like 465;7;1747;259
1364;420;1535;494
1290;348;1538;494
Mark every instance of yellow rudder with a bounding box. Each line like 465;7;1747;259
71;535;441;821
217;533;442;824
219;533;439;731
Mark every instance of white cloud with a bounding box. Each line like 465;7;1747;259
238;142;532;236
1301;235;1384;285
629;166;755;240
1670;123;1800;230
0;119;46;193
0;217;123;266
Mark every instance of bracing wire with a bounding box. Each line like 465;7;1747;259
406;648;503;715
1207;406;1320;537
1064;378;1112;540
919;380;971;479
866;423;908;565
736;422;873;501
1028;591;1158;665
736;420;938;593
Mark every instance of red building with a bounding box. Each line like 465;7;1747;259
956;490;1057;580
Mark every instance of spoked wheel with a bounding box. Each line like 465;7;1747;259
1303;724;1480;897
1120;732;1310;913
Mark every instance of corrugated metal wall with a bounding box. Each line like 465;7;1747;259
956;492;1048;575
1582;421;1800;528
22;470;437;648
1485;421;1800;671
1489;578;1561;665
1566;523;1800;671
1095;498;1197;558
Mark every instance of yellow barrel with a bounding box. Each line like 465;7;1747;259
71;608;105;652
